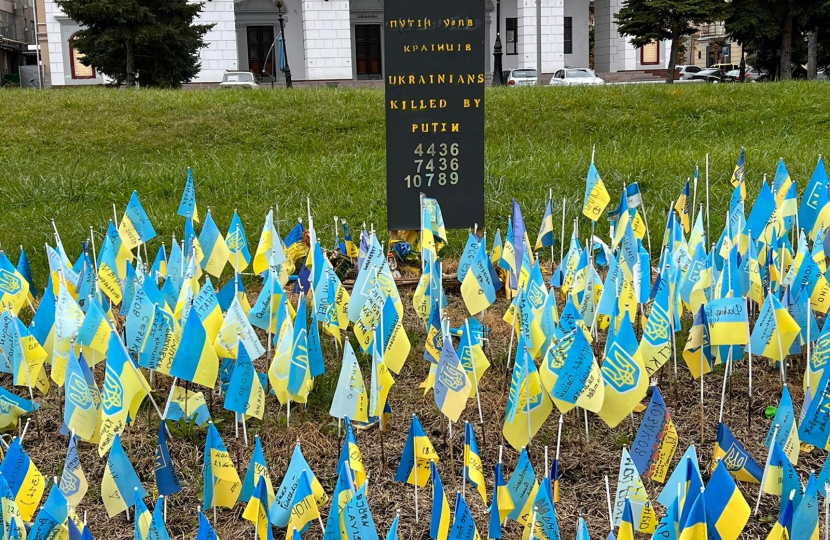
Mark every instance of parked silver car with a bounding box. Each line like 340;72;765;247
506;68;538;87
219;71;259;89
548;68;605;86
675;65;702;80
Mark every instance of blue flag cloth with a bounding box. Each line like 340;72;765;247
155;421;181;497
507;447;536;522
449;493;480;540
631;386;673;478
343;484;379;540
177;167;198;219
196;511;219;540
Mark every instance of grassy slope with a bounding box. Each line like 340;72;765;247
2;83;830;278
0;84;829;539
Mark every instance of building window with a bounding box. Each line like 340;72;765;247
69;36;95;79
698;51;702;60
640;41;659;65
505;17;517;55
564;17;572;55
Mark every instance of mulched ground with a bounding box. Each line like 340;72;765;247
2;266;815;540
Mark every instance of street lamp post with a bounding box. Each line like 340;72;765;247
492;0;503;86
274;0;292;88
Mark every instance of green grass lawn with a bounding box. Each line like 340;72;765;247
2;82;830;279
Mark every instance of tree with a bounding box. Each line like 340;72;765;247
615;0;732;83
55;0;213;88
726;0;829;80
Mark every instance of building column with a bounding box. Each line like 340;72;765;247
301;0;352;80
594;0;635;73
516;0;564;74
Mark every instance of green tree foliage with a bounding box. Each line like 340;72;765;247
726;0;830;79
615;0;732;83
55;0;213;88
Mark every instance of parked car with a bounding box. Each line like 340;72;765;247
506;68;538;87
725;67;769;82
549;68;605;86
689;68;731;83
219;71;259;89
710;63;739;72
675;65;702;80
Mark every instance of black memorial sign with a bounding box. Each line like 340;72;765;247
384;0;485;231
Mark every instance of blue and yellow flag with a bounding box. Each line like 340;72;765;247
16;247;35;300
101;433;147;518
241;436;274;504
330;343;368;424
244;477;273;540
155;421;182;497
461;241;497;316
631;386;678;483
536;198;555;250
791;472;820;540
323;460;353;540
227;210;252;273
678;490;708;540
706;297;748;347
196;510;220;540
552;329;604;413
120;190;156;249
270;444;328;527
618;497;635;540
488;460;513;539
521;477;559;540
675;181;691;234
395;415;439;487
60;437;88;507
765;386;799;465
64;348;98;440
506;447;537;523
705;459;749;540
386;512;400;540
731;147;746;190
0;437;46;521
583;161;611;222
203;422;242;509
283;222;309;274
504;337;554;449
171;304;219;389
199;211;230;278
434;336;472;422
463;422;486;503
224;345;266;420
450;493;482;540
798;156;830;239
342;483;379;540
801;358;830;450
682;305;714;379
750;293;800;364
178;167;200;223
712;423;763;483
98;332;150;456
0;251;30;315
598;311;647;428
336;419;366;489
254;209;286;275
430;460;450;540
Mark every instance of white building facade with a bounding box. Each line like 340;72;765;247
38;0;669;87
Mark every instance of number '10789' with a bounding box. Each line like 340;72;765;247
405;143;460;188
